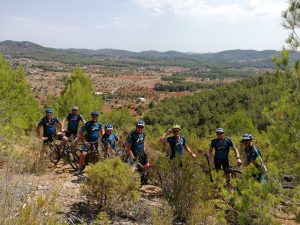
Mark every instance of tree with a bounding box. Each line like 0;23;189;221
282;0;300;50
56;68;102;119
0;56;41;142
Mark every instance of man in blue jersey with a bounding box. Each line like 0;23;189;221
160;124;196;159
75;111;104;175
241;133;267;182
127;120;148;166
101;124;119;158
62;106;86;139
208;128;242;187
36;108;67;147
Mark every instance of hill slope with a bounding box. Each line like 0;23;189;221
0;40;296;68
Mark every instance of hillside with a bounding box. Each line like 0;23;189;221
0;40;296;68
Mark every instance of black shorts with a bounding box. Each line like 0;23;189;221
65;130;78;138
214;158;230;171
134;151;148;165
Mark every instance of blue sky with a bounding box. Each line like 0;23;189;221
0;0;289;52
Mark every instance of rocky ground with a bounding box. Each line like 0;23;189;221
2;160;164;225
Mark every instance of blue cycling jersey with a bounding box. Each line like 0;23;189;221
81;121;102;142
127;130;145;157
38;116;60;138
65;113;84;132
245;145;260;165
101;133;119;150
210;138;234;160
166;136;186;159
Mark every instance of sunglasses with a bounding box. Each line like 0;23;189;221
137;126;144;129
173;130;180;133
241;140;251;143
216;132;224;135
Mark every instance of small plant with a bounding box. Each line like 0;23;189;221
82;157;141;212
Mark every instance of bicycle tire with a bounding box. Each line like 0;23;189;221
92;145;100;164
67;147;81;170
46;143;61;164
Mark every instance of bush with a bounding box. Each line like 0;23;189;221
154;156;223;223
82;158;141;212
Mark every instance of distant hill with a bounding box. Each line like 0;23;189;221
0;40;297;68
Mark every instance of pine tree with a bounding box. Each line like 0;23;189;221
56;67;102;119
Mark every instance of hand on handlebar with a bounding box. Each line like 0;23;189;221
41;137;48;141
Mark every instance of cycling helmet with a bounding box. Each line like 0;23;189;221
136;120;145;127
216;128;224;133
72;106;79;110
172;124;181;130
91;111;99;116
241;133;253;141
105;124;113;130
45;108;54;113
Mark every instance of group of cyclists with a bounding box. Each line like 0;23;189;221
36;106;268;185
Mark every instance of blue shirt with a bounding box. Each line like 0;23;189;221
245;145;260;165
210;138;234;160
38;116;60;137
101;133;119;150
166;136;186;159
81;121;102;142
127;130;145;157
65;113;84;132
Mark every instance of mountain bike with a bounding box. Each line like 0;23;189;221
130;155;153;185
200;153;243;182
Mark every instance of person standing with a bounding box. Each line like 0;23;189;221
159;124;196;159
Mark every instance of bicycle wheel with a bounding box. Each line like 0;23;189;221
67;147;81;170
46;143;61;164
92;145;100;164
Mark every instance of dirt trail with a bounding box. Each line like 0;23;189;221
5;160;163;224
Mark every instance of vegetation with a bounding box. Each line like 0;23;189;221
155;81;221;92
55;67;103;119
0;56;41;143
82;158;141;211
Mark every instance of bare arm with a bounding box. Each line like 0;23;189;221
36;125;42;139
58;121;63;132
159;129;172;143
232;145;242;165
184;144;196;157
232;146;240;159
127;143;135;160
61;118;66;131
208;146;214;160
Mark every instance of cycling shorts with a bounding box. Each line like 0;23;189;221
214;157;230;171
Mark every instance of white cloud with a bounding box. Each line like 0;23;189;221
133;0;288;21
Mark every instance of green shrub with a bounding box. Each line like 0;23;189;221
154;156;222;222
82;158;141;211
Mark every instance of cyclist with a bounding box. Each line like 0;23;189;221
127;121;148;173
101;124;119;158
208;128;242;188
62;106;86;140
159;124;196;159
241;133;267;182
36;108;68;147
75;111;104;175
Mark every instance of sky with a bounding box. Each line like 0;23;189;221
0;0;290;52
